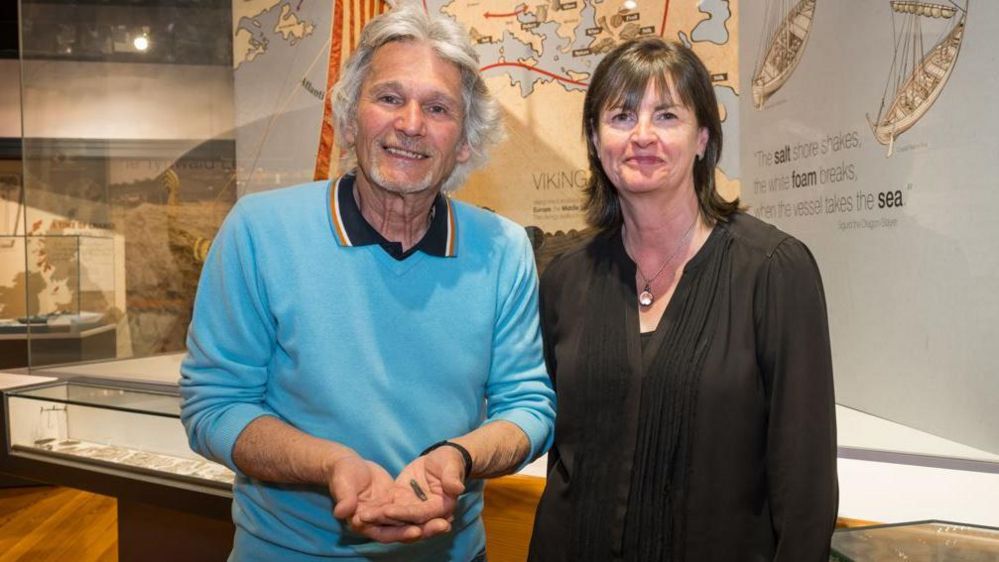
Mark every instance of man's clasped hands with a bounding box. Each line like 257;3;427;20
327;445;468;543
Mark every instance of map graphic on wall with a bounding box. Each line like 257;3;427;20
740;0;999;455
867;1;967;156
231;0;740;245
751;0;817;110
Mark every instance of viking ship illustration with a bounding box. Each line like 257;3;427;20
867;1;967;156
751;0;817;110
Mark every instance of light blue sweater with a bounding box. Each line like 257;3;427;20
180;180;556;561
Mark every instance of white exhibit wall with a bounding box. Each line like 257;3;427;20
839;458;999;527
740;1;999;456
738;0;998;527
19;60;233;141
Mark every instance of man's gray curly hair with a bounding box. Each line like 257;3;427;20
330;3;503;192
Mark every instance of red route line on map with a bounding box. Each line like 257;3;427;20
480;62;588;86
484;6;527;18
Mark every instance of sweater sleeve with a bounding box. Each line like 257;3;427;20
179;201;279;473
484;228;557;468
756;237;839;561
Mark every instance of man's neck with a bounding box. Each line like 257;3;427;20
353;175;439;251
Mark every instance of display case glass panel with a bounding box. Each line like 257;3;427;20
8;234;115;322
1;233;117;367
830;521;999;562
5;378;233;489
14;0;236;367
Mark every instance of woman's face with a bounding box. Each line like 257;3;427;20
594;79;707;199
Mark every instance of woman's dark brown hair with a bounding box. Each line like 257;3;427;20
582;37;738;230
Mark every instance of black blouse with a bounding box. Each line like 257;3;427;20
528;213;838;562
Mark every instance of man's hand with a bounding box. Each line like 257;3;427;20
354;447;466;540
327;453;426;543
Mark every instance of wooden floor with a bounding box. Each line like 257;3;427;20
0;482;536;562
0;486;117;562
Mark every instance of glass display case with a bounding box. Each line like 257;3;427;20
0;233;118;367
6;0;236;368
0;233;115;321
1;2;241;557
830;521;999;562
24;234;116;318
4;377;233;489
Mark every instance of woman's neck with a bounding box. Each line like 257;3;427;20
620;189;703;261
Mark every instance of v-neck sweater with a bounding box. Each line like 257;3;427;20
180;180;556;561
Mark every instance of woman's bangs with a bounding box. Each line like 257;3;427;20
601;57;676;113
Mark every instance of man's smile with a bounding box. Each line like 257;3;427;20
383;144;430;160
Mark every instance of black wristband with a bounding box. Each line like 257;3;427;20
421;440;472;481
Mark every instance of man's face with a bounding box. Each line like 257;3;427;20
347;40;471;196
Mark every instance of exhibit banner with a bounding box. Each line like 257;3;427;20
740;1;998;454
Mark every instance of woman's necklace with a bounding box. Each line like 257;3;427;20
630;216;699;308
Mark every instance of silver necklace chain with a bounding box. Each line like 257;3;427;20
628;216;699;308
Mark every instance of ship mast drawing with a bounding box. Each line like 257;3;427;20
868;1;967;156
751;0;818;110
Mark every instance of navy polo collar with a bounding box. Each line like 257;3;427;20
329;174;457;260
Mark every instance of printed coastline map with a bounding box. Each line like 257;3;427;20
231;0;739;237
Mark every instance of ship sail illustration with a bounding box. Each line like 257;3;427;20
868;1;967;156
751;0;817;110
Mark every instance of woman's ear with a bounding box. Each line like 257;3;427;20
697;126;709;159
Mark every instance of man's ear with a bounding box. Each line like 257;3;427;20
344;120;357;145
456;141;471;164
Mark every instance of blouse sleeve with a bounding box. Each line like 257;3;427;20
755;237;839;561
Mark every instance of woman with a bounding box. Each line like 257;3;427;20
528;38;837;561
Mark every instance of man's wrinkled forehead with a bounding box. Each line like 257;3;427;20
362;40;465;109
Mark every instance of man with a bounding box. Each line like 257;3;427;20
179;5;555;561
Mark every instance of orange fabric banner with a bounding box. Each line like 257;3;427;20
313;0;391;181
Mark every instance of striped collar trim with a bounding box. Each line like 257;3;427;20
330;176;353;247
329;175;458;258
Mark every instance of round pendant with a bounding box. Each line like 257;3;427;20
638;290;654;307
